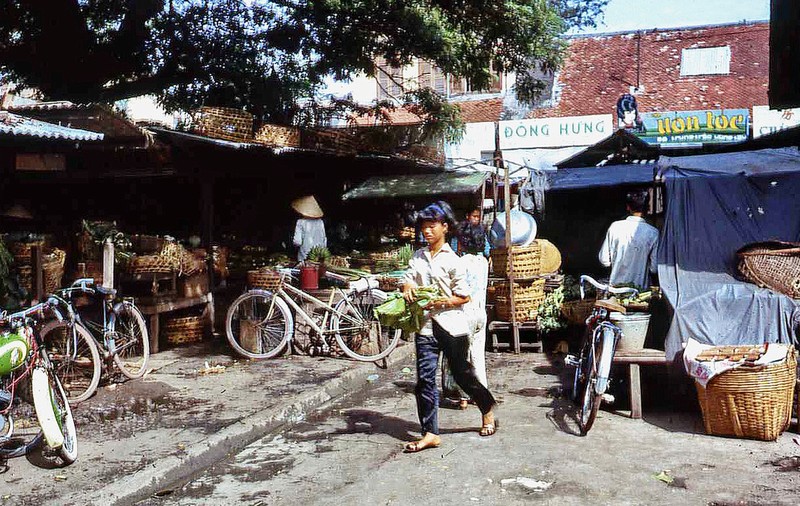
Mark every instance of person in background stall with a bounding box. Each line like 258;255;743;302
442;221;491;409
450;206;491;257
598;189;659;290
291;195;327;262
402;201;498;453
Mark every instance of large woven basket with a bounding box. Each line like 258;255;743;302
694;347;796;441
255;124;301;147
17;248;65;294
247;269;284;291
737;241;800;298
491;243;541;279
163;315;207;345
494;278;545;322
128;254;175;274
561;299;597;326
192;106;254;143
535;239;562;274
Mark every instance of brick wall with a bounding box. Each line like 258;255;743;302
530;21;770;119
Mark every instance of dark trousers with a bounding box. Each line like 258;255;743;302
415;320;496;435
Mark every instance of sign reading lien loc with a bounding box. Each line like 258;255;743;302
634;109;749;146
498;114;613;149
752;105;800;138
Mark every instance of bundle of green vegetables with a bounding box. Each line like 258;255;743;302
535;286;566;334
373;286;442;334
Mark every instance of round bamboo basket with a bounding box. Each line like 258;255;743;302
247;269;284;291
535;239;562;274
163;315;207;345
737;241;800;298
561;299;597;326
694;347;796;441
491;243;541;278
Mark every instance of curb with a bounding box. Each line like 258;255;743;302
60;342;415;506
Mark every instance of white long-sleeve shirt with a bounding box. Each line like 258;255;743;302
598;216;659;289
402;243;471;336
293;218;327;262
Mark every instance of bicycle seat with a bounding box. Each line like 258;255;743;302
594;298;627;314
96;285;117;297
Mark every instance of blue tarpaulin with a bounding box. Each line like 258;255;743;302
656;148;800;361
547;163;656;191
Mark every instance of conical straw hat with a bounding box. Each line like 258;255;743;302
1;203;33;220
291;195;323;218
536;239;562;274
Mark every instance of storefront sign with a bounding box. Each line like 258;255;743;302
635;109;748;146
499;114;613;149
752;105;800;138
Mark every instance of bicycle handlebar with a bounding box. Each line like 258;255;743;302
580;275;639;300
0;298;63;326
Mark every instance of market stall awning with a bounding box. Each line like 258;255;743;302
342;171;488;200
547;163;656;190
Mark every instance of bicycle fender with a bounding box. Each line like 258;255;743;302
32;366;64;449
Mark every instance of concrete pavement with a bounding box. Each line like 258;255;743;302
0;337;414;506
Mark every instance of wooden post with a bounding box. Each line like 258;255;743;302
503;164;520;353
201;178;217;335
31;244;44;303
102;238;114;289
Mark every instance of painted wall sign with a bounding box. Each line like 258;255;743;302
635;109;749;146
498;114;613;149
752;105;800;138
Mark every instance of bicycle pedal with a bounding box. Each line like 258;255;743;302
564;355;580;367
601;393;615;404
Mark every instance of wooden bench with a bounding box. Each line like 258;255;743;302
137;292;214;353
612;348;669;419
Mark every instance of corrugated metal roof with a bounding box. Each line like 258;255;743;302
342;171;488;200
0;111;104;141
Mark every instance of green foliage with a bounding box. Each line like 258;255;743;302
0;1;606;127
373;286;442;334
0;237;25;310
396;244;414;267
306;246;331;263
536;285;566;333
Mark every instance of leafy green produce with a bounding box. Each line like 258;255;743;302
536;286;566;334
373;286;442;334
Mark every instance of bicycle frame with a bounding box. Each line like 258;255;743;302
277;283;373;338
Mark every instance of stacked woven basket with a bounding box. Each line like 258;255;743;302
163;315;208;345
12;242;66;295
490;242;543;323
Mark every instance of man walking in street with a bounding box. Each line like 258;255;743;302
598;190;659;289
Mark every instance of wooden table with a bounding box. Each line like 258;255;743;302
137;292;214;353
612;348;669;419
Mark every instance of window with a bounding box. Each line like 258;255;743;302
448;62;504;97
680;46;731;76
375;57;404;101
417;60;447;94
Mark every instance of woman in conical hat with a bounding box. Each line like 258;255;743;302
292;195;327;261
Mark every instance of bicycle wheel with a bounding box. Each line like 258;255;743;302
40;320;102;403
32;366;78;464
111;302;150;379
331;290;401;362
578;338;603;436
226;290;293;359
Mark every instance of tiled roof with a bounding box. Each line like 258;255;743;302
351;97;505;126
456;98;504;123
530;21;770;119
350;108;425;127
9;102;147;144
0;111;104;141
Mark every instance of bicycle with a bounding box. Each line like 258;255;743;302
0;299;78;464
225;270;402;362
565;275;638;435
40;278;150;403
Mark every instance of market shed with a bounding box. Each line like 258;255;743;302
656;147;800;361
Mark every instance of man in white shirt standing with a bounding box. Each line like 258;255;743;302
291;195;327;262
598;190;659;289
